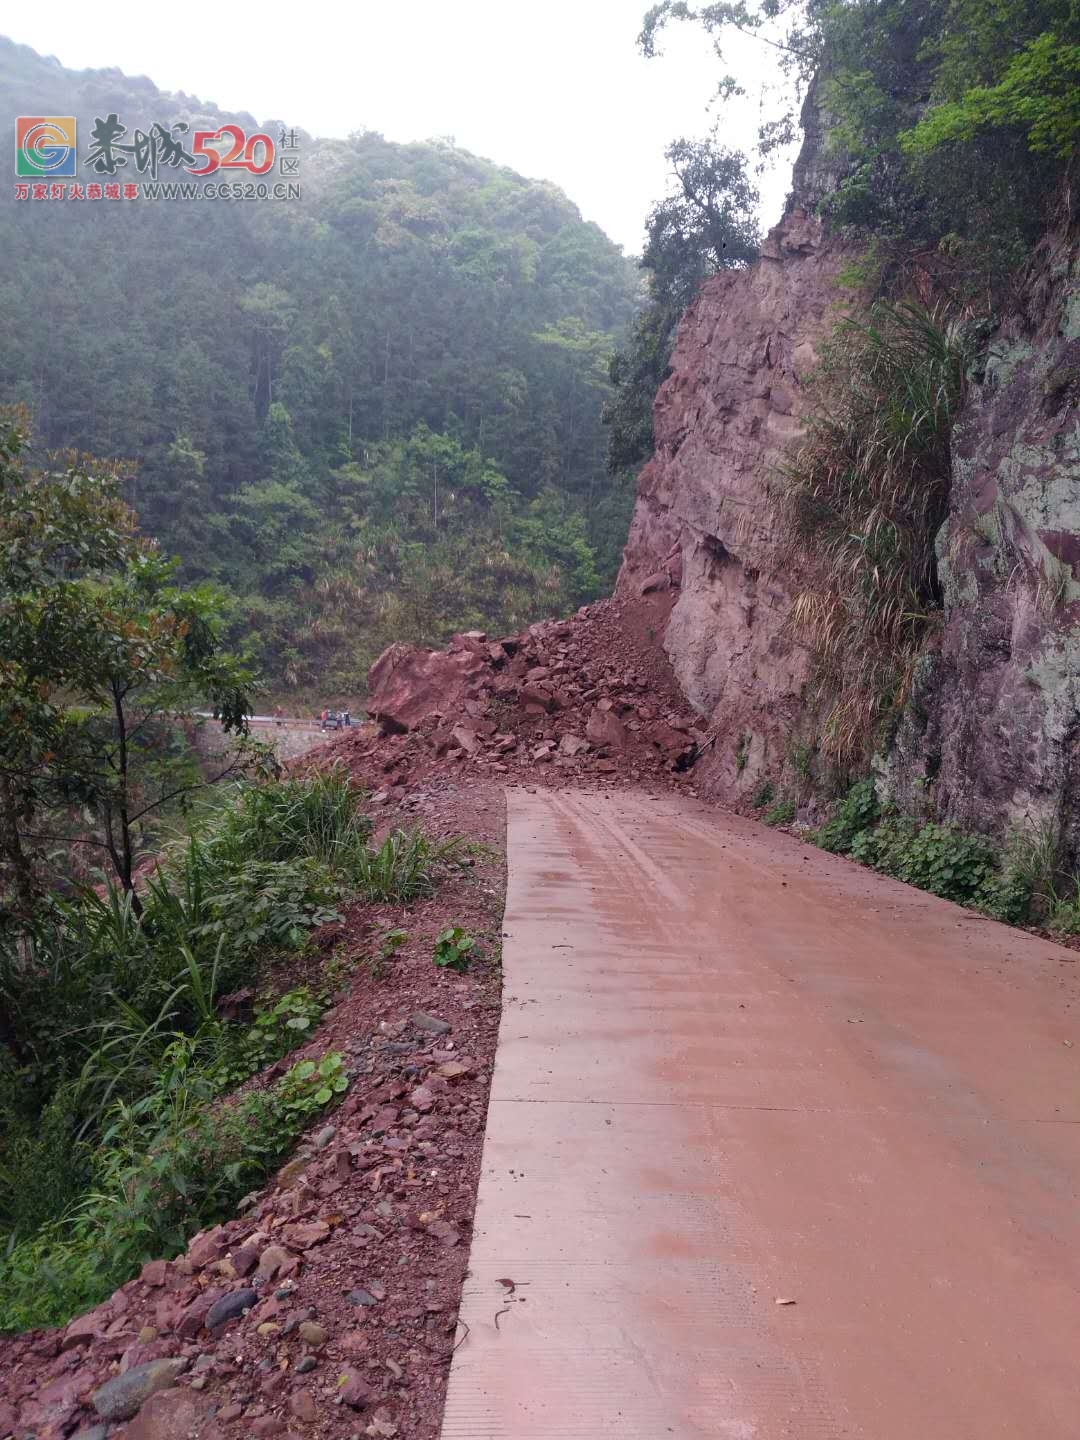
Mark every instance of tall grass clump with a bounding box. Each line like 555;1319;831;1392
195;763;374;873
782;300;970;763
353;830;462;902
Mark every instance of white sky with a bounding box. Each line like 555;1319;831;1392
6;0;796;253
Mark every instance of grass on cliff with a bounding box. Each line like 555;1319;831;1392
782;300;970;764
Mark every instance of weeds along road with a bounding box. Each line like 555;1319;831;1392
442;786;1080;1440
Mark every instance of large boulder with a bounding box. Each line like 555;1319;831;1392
366;642;491;733
586;706;629;750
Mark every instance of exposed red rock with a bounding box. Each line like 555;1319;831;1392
352;598;703;799
365;640;490;734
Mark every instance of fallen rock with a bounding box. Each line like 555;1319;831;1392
287;1389;317;1423
367;643;490;733
276;1158;308;1190
640;569;672;595
450;724;480;755
229;1242;259;1278
250;1420;286;1437
410;1011;450;1036
205;1287;257;1331
92;1359;188;1423
586;707;629;750
255;1244;293;1281
281;1220;330;1250
62;1304;109;1350
336;1367;373;1409
186;1226;227;1270
19;1373;87;1433
435;1059;472;1080
117;1387;216;1440
425;1218;460;1247
520;683;556;713
345;1288;379;1308
557;733;589;757
177;1292;218;1338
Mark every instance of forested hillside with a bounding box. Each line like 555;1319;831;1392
0;37;638;696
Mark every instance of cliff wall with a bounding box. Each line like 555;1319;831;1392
618;124;1080;846
617;202;853;792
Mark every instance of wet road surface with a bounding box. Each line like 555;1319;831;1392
440;787;1080;1438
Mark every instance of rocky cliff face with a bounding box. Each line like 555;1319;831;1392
618;116;1080;847
617;181;853;794
885;233;1080;848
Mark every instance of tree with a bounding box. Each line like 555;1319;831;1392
605;137;760;473
0;421;257;915
638;0;1076;296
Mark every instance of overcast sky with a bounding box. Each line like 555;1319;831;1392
8;0;796;253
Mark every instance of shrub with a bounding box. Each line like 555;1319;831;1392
0;770;459;1334
0;1048;348;1333
195;858;341;954
816;779;880;855
0;1085;88;1237
202;766;373;873
751;781;775;808
850;817;1022;913
764;796;796;826
433;925;475;972
210;986;326;1090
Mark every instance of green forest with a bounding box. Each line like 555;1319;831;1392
0;37;640;700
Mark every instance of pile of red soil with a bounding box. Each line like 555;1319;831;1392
324;597;706;803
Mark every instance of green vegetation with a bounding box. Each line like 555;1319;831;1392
605;135;760;475
812;779;1031;921
764;796;797;827
902;11;1080;161
0;38;641;696
849;819;1008;909
433;924;476;972
0;418;256;907
641;0;1077;299
353;829;461;903
0;768;454;1331
815;778;880;855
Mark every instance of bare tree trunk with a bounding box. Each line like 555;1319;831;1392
110;683;142;917
0;772;37;919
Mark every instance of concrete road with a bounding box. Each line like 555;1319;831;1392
441;787;1080;1439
